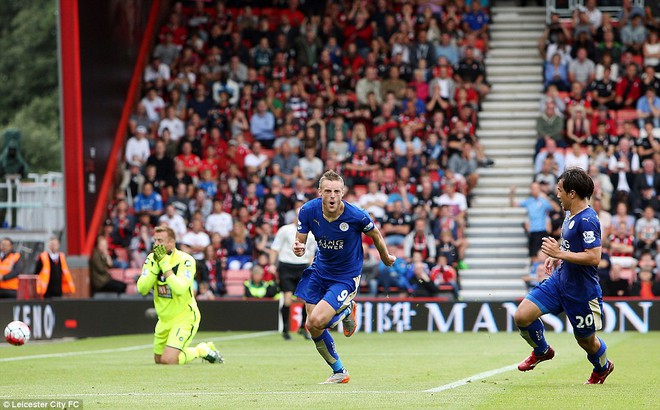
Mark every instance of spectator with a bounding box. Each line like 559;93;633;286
631;252;660;297
34;237;76;298
437;181;468;228
643;30;660;69
89;236;127;295
588;68;617;110
382;200;413;247
140;87;165;124
298;147;323;187
636;88;660;129
125;126;151;169
250;99;276;149
611;201;636;236
403;219;437;265
565;143;589;171
146;139;175;188
244;265;277;298
187;83;215;122
609;220;635;257
223;221;254;270
153;32;180;66
536;99;566;153
188;189;213;223
447;141;479;194
615;63;643;109
608;138;640;202
604;263;631;296
158;204;187;242
534;138;566;175
359;181;388;222
133;182;163;224
356;66;382;105
568;47;596;88
633;159;660;200
182;218;211;261
201;245;224;296
144;56;170;83
510;182;559;260
244;141;270;179
0;238;23;298
545;53;570;91
129;223;153;268
620;14;647;55
635;206;660;254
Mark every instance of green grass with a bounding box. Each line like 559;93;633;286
1;331;658;409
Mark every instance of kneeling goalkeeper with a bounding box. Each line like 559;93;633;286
137;225;222;365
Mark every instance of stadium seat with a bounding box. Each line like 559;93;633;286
225;282;245;297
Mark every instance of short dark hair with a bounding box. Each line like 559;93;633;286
558;168;594;200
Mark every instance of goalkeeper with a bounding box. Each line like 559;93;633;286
137;225;222;365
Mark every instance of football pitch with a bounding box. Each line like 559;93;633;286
1;331;657;409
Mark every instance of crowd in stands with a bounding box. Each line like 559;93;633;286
530;0;660;297
102;0;502;300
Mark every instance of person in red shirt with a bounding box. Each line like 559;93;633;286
199;145;221;180
175;141;201;178
615;64;642;109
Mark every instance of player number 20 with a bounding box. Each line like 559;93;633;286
575;314;594;328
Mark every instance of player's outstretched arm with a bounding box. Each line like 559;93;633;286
365;227;396;266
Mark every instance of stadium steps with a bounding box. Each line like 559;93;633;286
461;4;544;302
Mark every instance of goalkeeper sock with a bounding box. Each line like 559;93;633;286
518;318;549;355
313;329;343;373
587;337;609;373
281;305;290;333
177;347;201;365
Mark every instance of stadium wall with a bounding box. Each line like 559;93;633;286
1;299;657;341
59;0;163;256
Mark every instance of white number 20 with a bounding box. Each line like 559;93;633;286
575;314;594;328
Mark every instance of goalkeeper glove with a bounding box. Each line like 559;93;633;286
153;244;174;273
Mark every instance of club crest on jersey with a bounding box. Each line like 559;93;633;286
568;220;575;229
583;231;596;244
339;222;349;231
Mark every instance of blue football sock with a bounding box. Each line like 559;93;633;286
587;337;609;373
518;318;549;355
313;330;344;373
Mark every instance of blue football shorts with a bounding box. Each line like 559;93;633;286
526;275;604;338
294;266;360;313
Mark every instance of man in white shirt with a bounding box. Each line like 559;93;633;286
181;218;210;260
270;210;316;340
125;125;151;168
436;181;468;227
140;88;166;124
205;199;233;239
143;56;171;83
244;141;270;177
358;181;388;221
158;106;185;141
158;204;188;242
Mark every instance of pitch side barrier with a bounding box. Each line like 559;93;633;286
0;298;657;341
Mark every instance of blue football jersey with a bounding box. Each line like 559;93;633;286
555;206;602;301
297;198;375;279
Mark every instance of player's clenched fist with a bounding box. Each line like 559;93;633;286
382;254;396;267
292;240;306;257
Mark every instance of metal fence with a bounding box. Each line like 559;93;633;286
0;172;65;234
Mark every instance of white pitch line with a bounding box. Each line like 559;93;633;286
0;331;276;363
423;363;519;392
7;391;413;398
